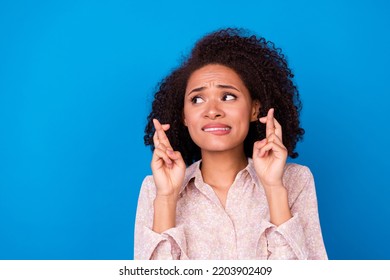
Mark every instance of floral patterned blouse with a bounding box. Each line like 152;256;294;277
134;159;327;260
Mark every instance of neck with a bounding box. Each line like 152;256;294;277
200;148;248;190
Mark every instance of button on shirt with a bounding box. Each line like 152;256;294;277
134;159;327;260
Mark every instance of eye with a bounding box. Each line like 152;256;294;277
191;96;204;104
222;93;237;101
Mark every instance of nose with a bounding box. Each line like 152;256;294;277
205;100;224;120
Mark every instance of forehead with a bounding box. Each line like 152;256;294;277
186;64;245;89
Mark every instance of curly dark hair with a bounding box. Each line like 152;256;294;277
144;28;304;166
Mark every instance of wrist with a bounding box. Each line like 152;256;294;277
262;182;285;194
153;194;178;234
263;184;292;226
263;184;288;204
257;173;284;190
155;190;180;201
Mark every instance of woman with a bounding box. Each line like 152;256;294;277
134;28;327;259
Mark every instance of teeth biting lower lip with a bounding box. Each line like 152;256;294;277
203;127;231;132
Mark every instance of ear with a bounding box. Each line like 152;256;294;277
250;100;261;122
182;112;188;126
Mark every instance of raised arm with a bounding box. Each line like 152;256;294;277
150;119;186;233
253;108;291;226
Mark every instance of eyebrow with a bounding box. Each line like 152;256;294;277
187;84;240;95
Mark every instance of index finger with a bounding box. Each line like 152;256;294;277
153;123;170;147
266;108;275;138
273;117;283;142
153;118;173;149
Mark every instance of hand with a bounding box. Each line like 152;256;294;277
151;119;186;198
252;108;288;188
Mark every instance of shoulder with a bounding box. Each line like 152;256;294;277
139;175;157;200
283;163;315;203
283;163;313;183
141;175;155;189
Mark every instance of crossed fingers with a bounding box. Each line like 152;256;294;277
153;118;172;149
152;118;176;168
259;108;283;142
255;108;287;158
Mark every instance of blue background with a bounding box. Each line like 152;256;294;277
1;0;389;260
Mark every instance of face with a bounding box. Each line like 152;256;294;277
183;64;260;154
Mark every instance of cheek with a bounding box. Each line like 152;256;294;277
232;104;253;122
230;106;253;135
183;106;197;127
183;100;204;119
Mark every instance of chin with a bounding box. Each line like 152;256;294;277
198;143;244;153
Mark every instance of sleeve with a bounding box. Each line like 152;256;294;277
134;176;189;260
261;166;328;260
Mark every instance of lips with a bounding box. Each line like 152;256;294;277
203;127;231;132
202;124;231;134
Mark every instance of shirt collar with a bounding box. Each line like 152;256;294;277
246;158;261;188
180;160;201;194
179;158;260;194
